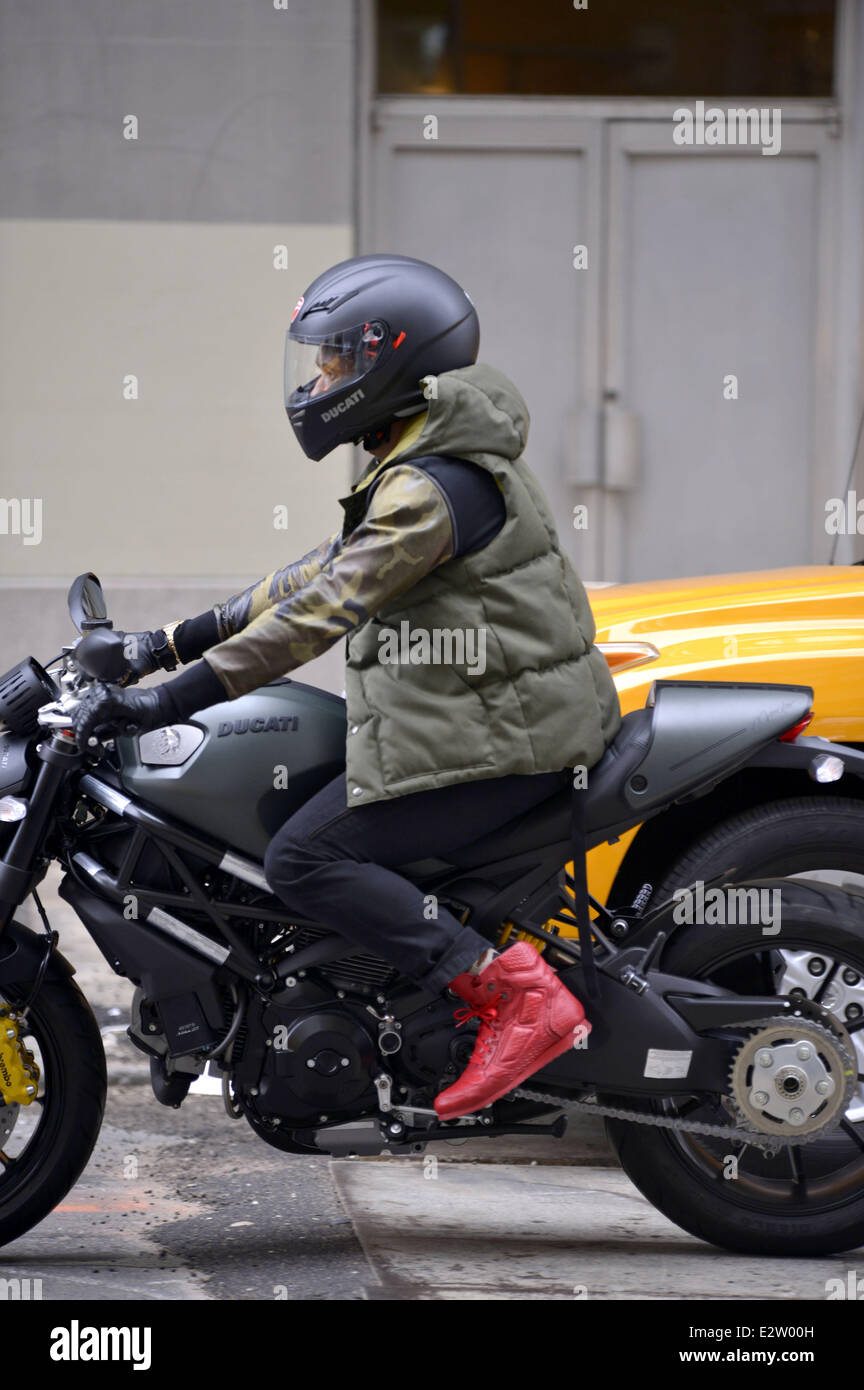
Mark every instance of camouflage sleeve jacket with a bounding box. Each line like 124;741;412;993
201;465;456;701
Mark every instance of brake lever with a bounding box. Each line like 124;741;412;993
37;690;83;729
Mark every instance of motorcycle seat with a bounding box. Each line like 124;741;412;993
428;710;653;872
417;679;813;873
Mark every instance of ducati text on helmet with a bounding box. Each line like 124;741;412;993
320;387;365;422
284;253;480;461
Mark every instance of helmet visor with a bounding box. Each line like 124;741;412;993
284;320;388;409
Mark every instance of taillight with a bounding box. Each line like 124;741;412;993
780;713;814;742
597;642;660;674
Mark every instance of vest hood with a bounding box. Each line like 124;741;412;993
402;363;530;465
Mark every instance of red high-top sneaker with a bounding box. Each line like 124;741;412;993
446;969;484;1002
445;945;503;1006
435;941;590;1121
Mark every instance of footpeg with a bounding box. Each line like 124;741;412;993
374;1072;479;1128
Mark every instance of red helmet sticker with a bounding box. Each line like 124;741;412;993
290;296;304;324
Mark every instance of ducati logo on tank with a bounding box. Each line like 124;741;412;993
157;727;181;756
216;715;299;736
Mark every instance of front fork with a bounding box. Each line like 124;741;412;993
0;730;82;932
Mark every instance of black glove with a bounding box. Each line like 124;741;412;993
73;661;226;750
73;684;165;749
118;629;178;686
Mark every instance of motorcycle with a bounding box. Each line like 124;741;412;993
2;571;864;1256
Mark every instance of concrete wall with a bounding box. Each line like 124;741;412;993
0;0;356;692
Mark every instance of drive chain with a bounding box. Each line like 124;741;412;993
515;1013;855;1154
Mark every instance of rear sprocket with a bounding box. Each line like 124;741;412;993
728;1014;856;1140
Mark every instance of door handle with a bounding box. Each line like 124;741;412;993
603;402;641;491
564;406;602;487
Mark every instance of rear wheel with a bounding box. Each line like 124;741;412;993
652;795;864;903
606;879;864;1255
0;975;106;1248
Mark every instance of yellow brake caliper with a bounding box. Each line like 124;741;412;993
0;1007;39;1106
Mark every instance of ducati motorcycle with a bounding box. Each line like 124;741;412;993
2;572;864;1256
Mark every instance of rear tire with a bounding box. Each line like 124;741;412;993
652;795;864;904
606;879;864;1255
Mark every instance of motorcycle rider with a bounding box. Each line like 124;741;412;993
73;253;622;1120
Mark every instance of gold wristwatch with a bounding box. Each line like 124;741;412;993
160;619;183;667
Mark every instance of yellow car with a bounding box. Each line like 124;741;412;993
587;565;864;916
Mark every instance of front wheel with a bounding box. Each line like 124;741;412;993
0;974;106;1248
606;879;864;1256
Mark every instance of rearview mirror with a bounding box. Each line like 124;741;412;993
67;572;111;633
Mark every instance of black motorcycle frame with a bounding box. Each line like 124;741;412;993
0;739;810;1155
2;609;864;1155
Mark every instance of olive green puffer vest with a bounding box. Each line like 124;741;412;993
342;364;621;806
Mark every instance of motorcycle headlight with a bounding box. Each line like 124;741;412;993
0;658;58;736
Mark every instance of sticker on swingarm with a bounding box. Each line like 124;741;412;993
643;1047;692;1079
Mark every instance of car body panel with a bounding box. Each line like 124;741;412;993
585;565;864;905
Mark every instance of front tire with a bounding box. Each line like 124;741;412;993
606;879;864;1255
0;975;106;1248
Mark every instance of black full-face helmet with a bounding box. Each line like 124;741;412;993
284;253;480;461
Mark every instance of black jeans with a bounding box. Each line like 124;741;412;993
263;768;571;996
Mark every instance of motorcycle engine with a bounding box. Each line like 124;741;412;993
262;1000;378;1121
233;983;380;1126
231;979;474;1131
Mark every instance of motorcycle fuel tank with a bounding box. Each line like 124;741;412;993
116;679;347;861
